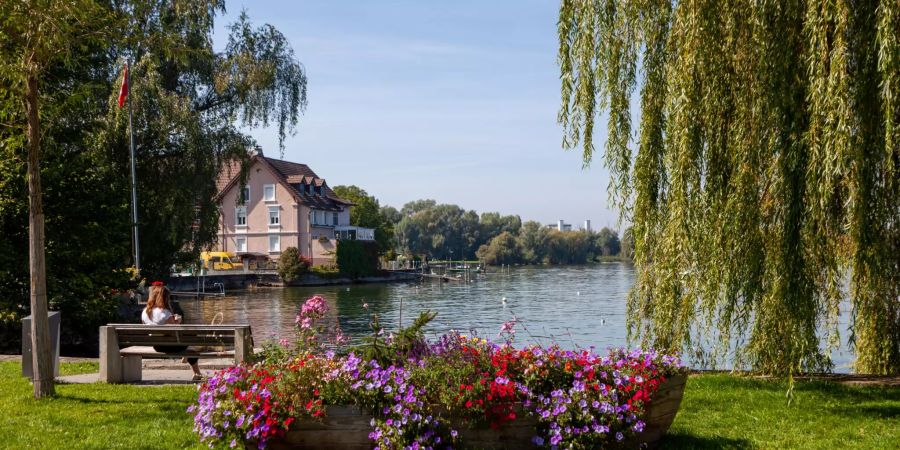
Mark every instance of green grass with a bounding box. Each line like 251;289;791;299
663;374;900;449
1;364;898;449
0;362;202;449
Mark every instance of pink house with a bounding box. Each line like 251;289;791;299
215;150;374;266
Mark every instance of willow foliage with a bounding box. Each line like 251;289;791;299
558;0;900;375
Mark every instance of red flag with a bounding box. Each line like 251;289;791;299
117;64;129;108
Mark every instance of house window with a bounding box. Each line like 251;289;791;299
263;184;276;201
236;206;247;226
241;186;250;204
332;212;338;226
268;235;280;253
236;237;247;253
315;185;322;195
268;206;280;226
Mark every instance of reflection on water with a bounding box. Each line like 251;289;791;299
178;263;855;372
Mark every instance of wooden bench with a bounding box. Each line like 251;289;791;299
99;324;253;383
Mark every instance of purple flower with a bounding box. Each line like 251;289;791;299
633;420;645;433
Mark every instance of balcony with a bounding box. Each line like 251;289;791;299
335;225;375;241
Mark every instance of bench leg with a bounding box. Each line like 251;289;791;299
122;355;142;382
99;326;122;383
234;328;252;365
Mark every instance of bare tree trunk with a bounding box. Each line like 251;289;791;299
24;71;55;399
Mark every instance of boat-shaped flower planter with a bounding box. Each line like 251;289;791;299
263;374;687;450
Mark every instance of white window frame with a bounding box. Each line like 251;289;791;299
263;184;276;202
235;206;247;227
268;235;280;253
241;186;251;205
236;237;247;253
268;206;280;226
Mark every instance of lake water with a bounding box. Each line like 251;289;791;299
179;263;856;372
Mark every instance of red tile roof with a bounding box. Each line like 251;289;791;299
216;154;353;211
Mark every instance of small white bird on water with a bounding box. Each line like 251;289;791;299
576;291;580;296
501;297;507;304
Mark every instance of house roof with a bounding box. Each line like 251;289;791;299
216;154;353;211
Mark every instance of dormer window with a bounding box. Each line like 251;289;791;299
315;185;322;195
306;184;312;194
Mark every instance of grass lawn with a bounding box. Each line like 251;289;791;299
0;362;202;449
1;362;898;449
664;375;900;449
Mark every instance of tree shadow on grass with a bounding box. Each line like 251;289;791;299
660;433;753;449
832;404;900;420
56;392;191;412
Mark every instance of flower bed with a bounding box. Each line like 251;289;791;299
266;374;686;450
190;297;686;449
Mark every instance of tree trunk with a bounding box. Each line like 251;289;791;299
24;71;55;398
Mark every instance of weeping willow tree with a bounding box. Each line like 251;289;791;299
558;0;900;375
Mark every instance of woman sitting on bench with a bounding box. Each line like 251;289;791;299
142;282;204;381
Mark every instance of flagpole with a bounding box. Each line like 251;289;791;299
127;62;141;274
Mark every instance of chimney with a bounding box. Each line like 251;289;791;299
249;145;263;157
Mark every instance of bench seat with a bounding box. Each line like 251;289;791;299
100;323;253;383
119;346;236;359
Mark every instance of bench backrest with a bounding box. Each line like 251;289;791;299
104;324;252;348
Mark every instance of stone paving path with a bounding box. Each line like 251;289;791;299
4;354;235;385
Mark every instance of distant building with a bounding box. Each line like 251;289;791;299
215;148;374;265
547;220;573;232
546;219;591;232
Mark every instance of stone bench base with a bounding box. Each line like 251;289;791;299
113;346;238;382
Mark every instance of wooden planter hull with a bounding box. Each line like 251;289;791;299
266;374;687;450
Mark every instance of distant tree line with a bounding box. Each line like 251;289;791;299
330;189;629;265
475;224;627;265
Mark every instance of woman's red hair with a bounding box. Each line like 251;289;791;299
145;285;173;318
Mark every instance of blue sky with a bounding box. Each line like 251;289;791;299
214;1;618;229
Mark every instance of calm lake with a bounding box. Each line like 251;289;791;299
179;263;856;372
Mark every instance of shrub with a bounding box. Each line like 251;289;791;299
310;265;341;280
277;247;310;282
335;240;379;278
0;310;21;353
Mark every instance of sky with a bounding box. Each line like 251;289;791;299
213;1;619;230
